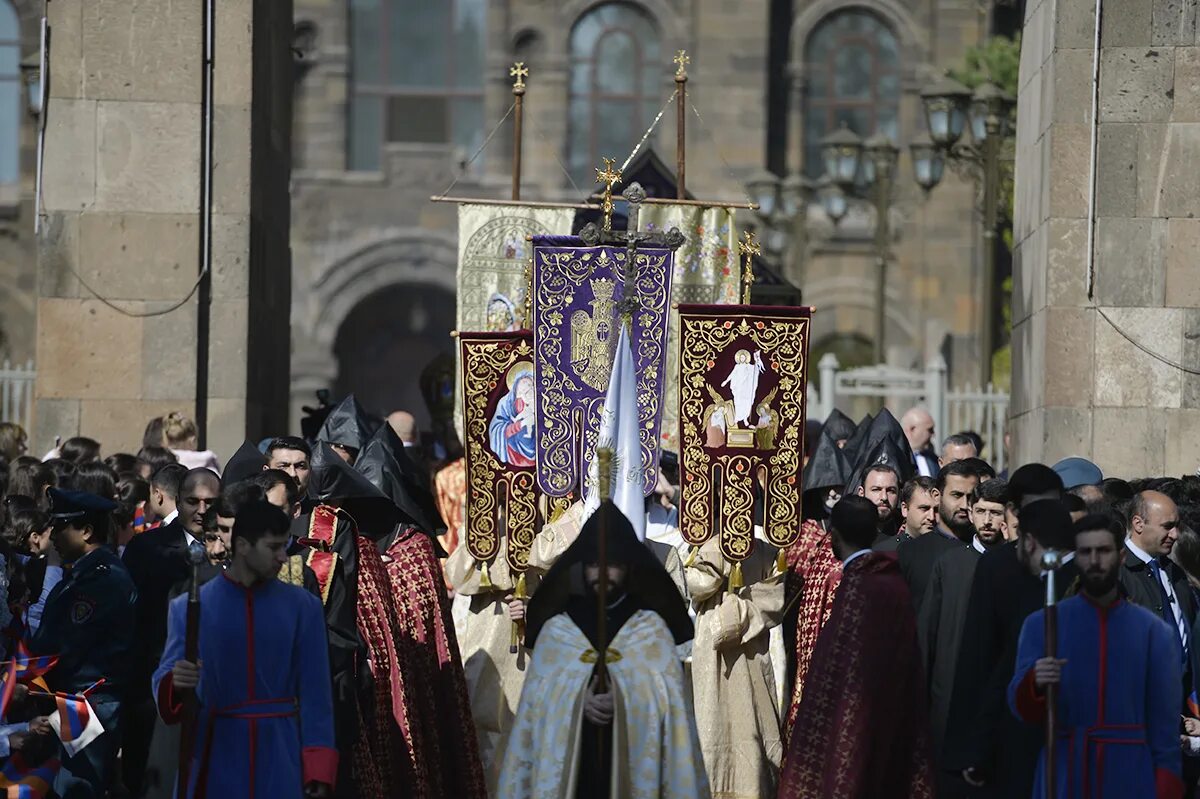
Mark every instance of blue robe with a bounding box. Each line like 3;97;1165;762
152;574;337;799
1008;595;1183;799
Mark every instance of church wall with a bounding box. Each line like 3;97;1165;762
1010;0;1200;477
32;0;295;457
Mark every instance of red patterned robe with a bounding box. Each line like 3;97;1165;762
779;551;936;799
784;518;842;741
382;527;487;798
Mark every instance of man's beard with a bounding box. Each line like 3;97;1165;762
976;525;1004;546
943;513;976;543
1082;569;1118;597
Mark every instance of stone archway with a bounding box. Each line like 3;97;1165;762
290;230;457;431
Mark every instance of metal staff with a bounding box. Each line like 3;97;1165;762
1041;549;1063;797
177;542;206;797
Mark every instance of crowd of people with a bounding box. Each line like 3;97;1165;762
0;397;1194;798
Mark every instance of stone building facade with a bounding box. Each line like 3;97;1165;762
1010;0;1200;478
5;0;1008;447
288;0;998;432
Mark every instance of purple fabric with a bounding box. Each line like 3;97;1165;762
531;236;673;498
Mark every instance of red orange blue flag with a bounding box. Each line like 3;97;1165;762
0;754;59;798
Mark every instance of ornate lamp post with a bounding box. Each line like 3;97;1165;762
745;168;814;287
916;77;1015;384
816;124;898;365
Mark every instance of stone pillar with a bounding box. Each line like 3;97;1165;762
34;0;293;459
1011;0;1200;477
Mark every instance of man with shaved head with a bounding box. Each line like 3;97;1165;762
901;406;939;477
122;467;221;796
1119;490;1194;676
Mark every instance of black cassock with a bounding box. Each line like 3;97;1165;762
898;528;966;610
941;541;1077;799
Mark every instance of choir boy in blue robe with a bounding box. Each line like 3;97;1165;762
153;500;337;798
1009;511;1184;799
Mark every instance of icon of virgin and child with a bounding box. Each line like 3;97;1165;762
488;361;536;467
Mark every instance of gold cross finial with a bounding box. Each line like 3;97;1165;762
510;61;529;90
674;50;690;78
595;157;622;232
738;230;760;304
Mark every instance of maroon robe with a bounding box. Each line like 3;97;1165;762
779;551;936;799
383;527;487;798
783;519;842;743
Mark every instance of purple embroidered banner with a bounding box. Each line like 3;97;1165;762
532;236;673;498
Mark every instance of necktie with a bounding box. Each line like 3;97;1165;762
1150;560;1188;659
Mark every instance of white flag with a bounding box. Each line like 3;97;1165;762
48;694;105;757
584;324;646;539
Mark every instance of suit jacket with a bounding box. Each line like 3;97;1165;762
913;449;940;478
1119;546;1194;683
121;518;193;700
898;529;965;610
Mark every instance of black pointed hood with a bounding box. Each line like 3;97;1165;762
316;394;381;455
821;408;856;444
355;423;446;547
223;440;267;485
845;411;916;493
802;427;853;495
525;501;693;649
306;442;401;537
842;413;874;462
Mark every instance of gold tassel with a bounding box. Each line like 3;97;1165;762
729;561;744;591
514;571;528;600
776;549;788;575
479;561;493;590
683;545;700;568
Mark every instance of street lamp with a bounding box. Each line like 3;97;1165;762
818;126;896;364
745;169;815;290
915;76;1015;385
746;169;780;218
821;123;863;187
909;133;944;193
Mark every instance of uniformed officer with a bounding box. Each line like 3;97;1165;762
28;488;136;799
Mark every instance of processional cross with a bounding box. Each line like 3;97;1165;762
581;167;685;320
510;61;528;90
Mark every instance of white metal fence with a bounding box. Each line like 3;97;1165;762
0;360;35;437
812;353;1010;473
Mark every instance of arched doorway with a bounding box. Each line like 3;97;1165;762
332;283;456;430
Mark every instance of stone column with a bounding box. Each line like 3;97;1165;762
34;0;293;459
1011;0;1200;477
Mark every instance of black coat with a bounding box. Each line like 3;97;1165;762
1118;547;1196;634
898;529;965;610
121;518;193;699
942;541;1079;798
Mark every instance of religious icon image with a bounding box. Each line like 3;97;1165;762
702;347;776;450
486;292;519;332
488;362;536;467
754;386;780;450
569;277;618;391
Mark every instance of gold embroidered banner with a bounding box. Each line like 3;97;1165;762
640;204;742;455
458;331;539;572
454;203;574;438
677;305;812;560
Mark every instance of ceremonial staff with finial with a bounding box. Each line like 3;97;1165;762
177;542;206;797
595;158;622;233
739;230;760;305
1040;548;1063;796
594;447;613;695
511;61;528;201
674;50;689;199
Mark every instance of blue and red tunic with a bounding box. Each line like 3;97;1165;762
153;574;338;798
1008;594;1183;799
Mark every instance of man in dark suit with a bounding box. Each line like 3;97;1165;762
120;467;220;796
1119;490;1194;679
901;406;939;478
898;460;981;608
942;499;1078;799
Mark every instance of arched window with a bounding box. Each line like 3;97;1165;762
0;1;20;189
567;3;661;186
347;0;486;171
802;10;900;178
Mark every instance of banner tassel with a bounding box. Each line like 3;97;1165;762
479;561;493;590
729;561;744;591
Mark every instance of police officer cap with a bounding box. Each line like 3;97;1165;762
47;488;118;527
